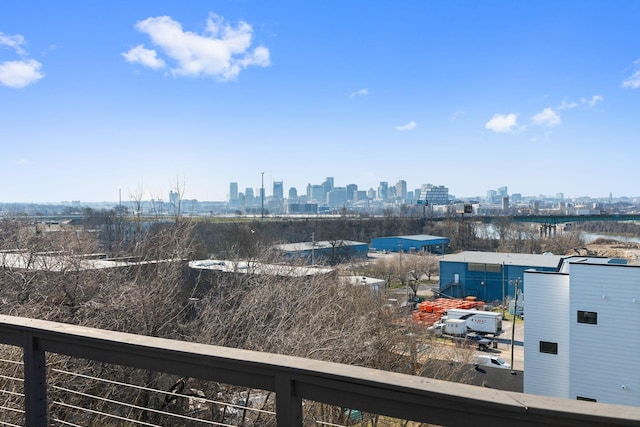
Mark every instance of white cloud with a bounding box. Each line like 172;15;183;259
0;59;44;88
532;108;561;127
582;95;603;108
395;121;416;131
124;13;271;81
122;45;166;69
0;32;44;88
485;113;518;133
557;100;578;110
622;59;640;89
0;32;26;55
349;88;368;98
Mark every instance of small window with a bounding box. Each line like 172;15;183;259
577;396;597;402
539;341;558;354
577;311;597;325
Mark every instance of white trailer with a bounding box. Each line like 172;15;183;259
428;318;467;336
441;309;503;335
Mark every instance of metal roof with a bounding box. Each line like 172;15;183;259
374;234;448;242
441;251;564;268
274;240;368;252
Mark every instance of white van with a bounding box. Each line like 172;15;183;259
472;355;511;369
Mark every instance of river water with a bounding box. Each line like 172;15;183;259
478;224;640;245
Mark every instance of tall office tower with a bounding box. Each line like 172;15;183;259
327;187;347;205
245;187;254;205
556;192;564;201
377;181;388;200
388;186;397;199
289;187;298;199
229;182;238;201
273;181;284;200
497;186;508;197
308;185;325;203
346;184;358;201
321;177;334;198
502;196;509;211
421;184;449;205
367;188;376;199
169;190;179;207
486;190;497;203
395;180;407;199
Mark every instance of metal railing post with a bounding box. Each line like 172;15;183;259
275;373;302;427
23;331;47;426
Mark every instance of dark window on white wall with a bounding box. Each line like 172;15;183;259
577;396;597;402
539;341;558;354
577;311;597;325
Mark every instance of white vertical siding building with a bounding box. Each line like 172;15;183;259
524;258;640;406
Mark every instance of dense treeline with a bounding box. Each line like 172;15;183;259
573;220;640;236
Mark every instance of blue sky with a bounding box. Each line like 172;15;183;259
1;1;640;203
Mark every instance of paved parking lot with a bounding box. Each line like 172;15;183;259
486;317;524;370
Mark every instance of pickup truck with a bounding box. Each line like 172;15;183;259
465;333;492;351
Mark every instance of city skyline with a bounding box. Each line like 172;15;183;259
2;2;640;203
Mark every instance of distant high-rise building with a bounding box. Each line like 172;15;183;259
502;196;509;211
288;187;298;199
346;184;358;201
273;181;284;200
367;188;376;199
307;184;325;203
245;187;254;205
327;187;347;205
395;180;407;199
556;192;564;201
497;186;508;197
322;177;334;195
486;190;497;203
377;181;388;200
229;182;238;201
169;190;179;207
354;190;368;201
421;184;449;205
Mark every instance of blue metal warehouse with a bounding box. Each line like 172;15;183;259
371;235;449;254
438;251;564;302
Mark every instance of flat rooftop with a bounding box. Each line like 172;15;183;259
442;251;564;268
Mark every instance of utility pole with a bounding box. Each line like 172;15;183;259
311;232;315;265
261;172;264;220
510;277;520;374
502;262;506;319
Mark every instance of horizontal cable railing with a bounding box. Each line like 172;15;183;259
0;315;639;426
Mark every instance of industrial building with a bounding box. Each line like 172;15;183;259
438;251;564;302
370;235;449;254
273;240;369;265
524;257;637;406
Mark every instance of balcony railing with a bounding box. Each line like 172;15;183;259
0;314;639;426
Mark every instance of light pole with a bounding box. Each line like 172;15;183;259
510;277;520;374
406;270;415;318
501;262;506;319
260;172;265;220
